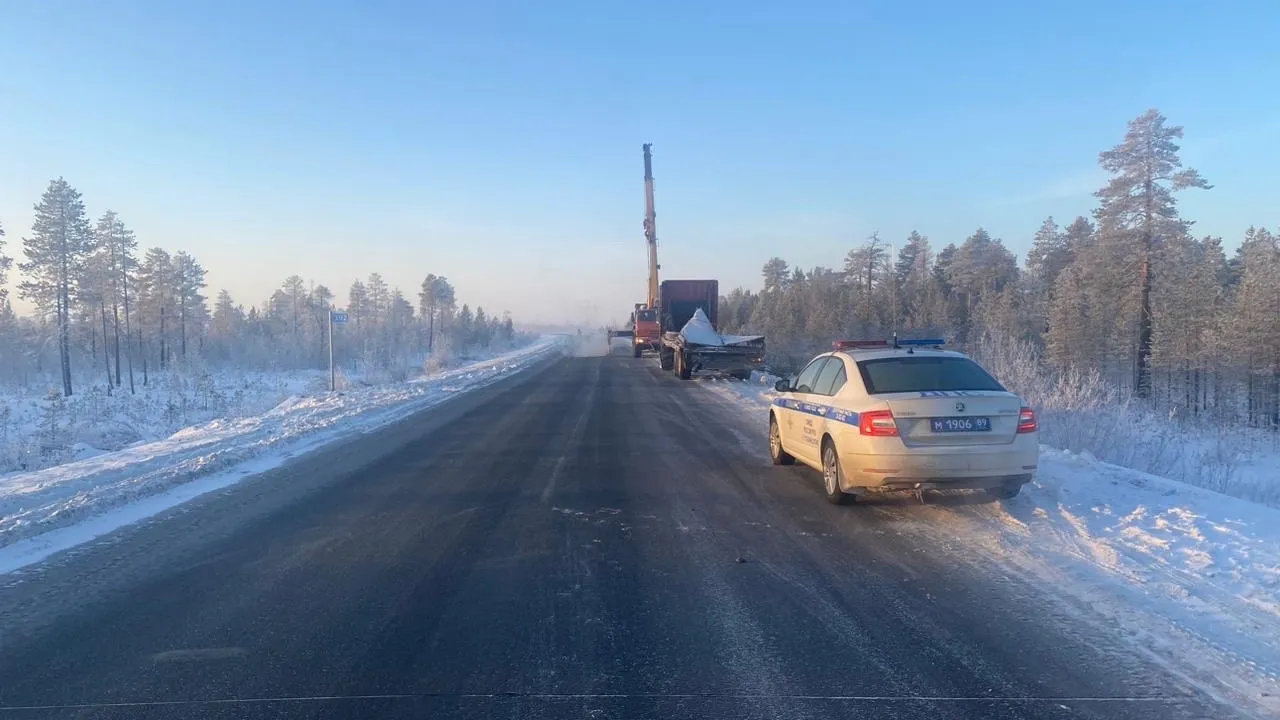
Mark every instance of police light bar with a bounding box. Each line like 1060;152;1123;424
833;339;890;351
895;338;946;347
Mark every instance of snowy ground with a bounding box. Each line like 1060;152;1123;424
700;372;1280;715
0;337;565;572
0;368;325;475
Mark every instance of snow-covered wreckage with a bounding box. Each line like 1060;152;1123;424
656;280;765;380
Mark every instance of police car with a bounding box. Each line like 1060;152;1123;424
768;338;1038;504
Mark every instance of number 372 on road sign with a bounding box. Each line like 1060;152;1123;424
331;311;348;325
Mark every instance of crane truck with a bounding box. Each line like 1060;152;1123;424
615;143;766;379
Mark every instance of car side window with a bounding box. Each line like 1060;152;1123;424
828;366;847;395
793;357;830;394
812;359;846;396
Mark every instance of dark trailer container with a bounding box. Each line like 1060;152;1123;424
659;279;719;332
657;278;764;381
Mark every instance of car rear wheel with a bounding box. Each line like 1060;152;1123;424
822;439;851;505
769;415;794;466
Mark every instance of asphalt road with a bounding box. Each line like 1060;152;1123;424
0;351;1251;719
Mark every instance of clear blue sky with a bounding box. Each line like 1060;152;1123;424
2;0;1278;326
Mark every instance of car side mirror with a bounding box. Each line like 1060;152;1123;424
774;378;791;392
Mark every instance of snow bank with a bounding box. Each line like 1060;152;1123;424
0;337;563;569
698;373;1280;711
969;335;1280;508
0;368;324;475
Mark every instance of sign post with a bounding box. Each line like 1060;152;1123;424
329;308;348;391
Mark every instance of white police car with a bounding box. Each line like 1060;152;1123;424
768;339;1038;504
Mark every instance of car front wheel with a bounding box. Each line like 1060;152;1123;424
769;415;794;466
822;439;851;505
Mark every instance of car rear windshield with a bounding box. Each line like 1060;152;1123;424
856;356;1005;394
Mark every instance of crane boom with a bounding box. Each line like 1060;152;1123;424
642;143;660;310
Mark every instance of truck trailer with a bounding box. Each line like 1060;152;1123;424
656;279;766;380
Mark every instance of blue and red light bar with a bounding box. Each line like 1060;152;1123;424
833;337;946;351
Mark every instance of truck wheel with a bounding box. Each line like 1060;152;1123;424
822;438;852;505
659;349;674;371
633;343;642;358
769;415;794;466
677;351;692;380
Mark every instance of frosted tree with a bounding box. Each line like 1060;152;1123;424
453;304;474;349
79;236;116;388
310;284;333;366
941;228;1018;344
135;247;174;378
761;257;790;293
92;212;138;392
208;289;245;362
278;275;309;366
1094;109;1210;397
366;273;390;321
473;307;492;348
171;251;207;358
749;258;792;339
0;219;14;382
844;231;887;295
1061;216;1095;254
1222;228;1280;426
0;218;9;303
387;289;415;358
18;179;94;396
718;287;758;333
418;274;455;353
347;279;369;361
800;268;847;343
894;232;946;332
1024;217;1073;337
843;232;889;327
1149;235;1226;415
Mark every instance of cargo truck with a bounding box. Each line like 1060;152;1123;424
657;279;766;380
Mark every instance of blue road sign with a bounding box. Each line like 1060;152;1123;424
331;311;348;325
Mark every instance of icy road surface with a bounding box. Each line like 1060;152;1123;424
0;355;1270;719
703;371;1280;716
0;338;563;572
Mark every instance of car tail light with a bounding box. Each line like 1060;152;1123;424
1017;407;1038;433
859;410;898;437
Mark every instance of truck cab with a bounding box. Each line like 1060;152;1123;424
632;307;660;357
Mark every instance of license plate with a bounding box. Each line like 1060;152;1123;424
930;416;991;432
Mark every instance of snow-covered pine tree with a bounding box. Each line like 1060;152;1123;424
92;211;139;392
18;178;94;396
135;247;174;379
0;218;10;304
1093;109;1210;398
